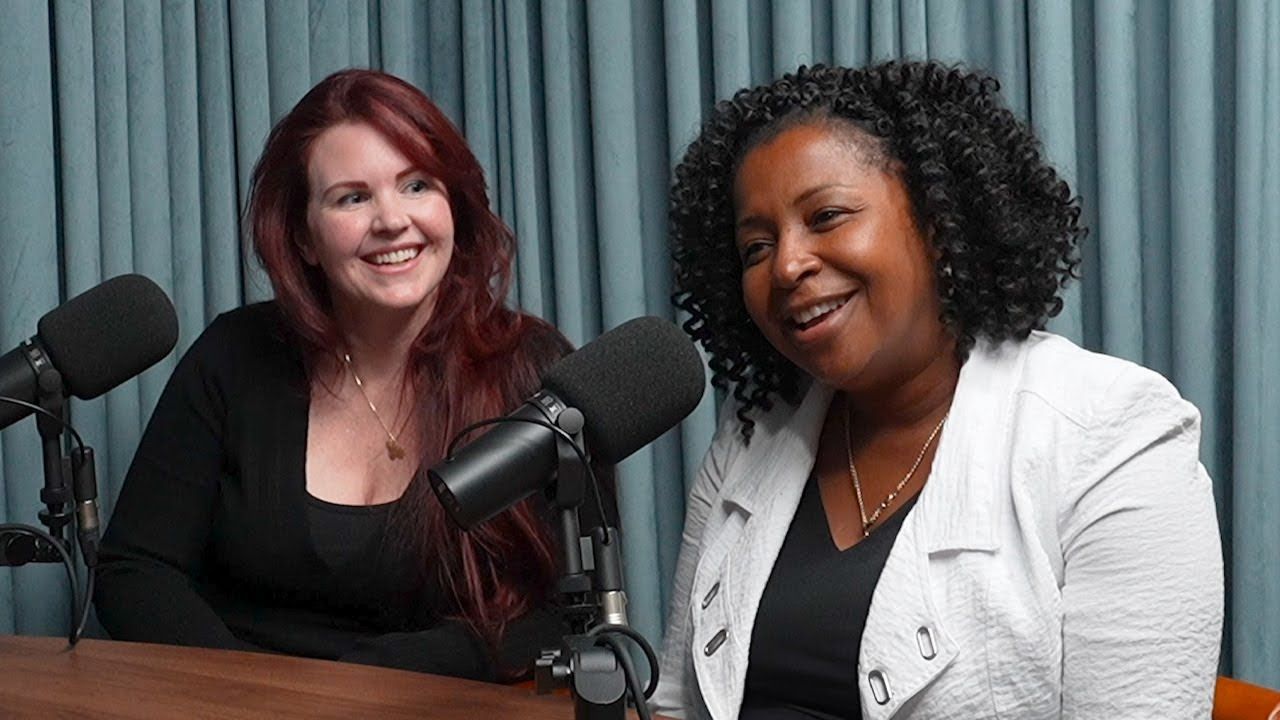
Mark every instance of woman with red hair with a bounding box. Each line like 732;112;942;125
94;69;594;680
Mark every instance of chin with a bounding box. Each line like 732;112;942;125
376;284;437;308
797;358;872;393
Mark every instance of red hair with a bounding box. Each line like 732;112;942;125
246;69;560;656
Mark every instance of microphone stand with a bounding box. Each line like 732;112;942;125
0;342;74;567
0;344;100;646
533;414;631;720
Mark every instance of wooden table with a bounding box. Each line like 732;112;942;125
0;635;649;719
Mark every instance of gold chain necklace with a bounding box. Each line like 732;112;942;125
844;398;948;538
343;353;407;461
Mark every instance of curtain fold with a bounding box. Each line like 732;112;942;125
0;0;1274;687
0;0;64;637
1232;0;1280;683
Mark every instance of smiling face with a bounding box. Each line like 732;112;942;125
734;120;953;395
303;121;455;329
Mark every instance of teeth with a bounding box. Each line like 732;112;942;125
792;298;847;326
369;247;421;265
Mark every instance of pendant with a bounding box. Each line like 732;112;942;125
386;438;406;461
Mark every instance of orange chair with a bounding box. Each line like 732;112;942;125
1214;676;1280;720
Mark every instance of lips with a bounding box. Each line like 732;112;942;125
364;245;422;266
788;294;853;330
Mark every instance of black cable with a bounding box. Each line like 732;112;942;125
72;567;95;645
598;633;653;720
587;623;660;698
0;523;79;645
0;396;87;452
446;415;610;533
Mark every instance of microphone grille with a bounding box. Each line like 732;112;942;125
542;316;705;464
37;274;180;399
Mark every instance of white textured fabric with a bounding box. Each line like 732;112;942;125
650;332;1223;720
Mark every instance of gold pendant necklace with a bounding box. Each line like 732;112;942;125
343;353;407;461
844;397;948;537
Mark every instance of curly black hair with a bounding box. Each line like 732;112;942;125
671;61;1083;441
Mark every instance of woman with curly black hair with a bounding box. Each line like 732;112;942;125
652;61;1222;720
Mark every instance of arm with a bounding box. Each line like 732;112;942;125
649;398;739;719
1060;367;1224;718
339;607;565;681
94;315;259;651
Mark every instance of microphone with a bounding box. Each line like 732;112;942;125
1;274;177;566
427;316;706;530
0;274;179;431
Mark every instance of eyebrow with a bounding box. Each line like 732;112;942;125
794;182;857;202
735;182;858;231
734;215;771;235
317;166;426;197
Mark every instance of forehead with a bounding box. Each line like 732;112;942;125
733;121;885;206
306;122;415;184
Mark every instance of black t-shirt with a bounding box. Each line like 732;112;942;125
741;474;918;720
306;493;394;572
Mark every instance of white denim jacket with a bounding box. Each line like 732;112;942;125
651;332;1223;720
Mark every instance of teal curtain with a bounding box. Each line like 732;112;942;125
0;0;1275;688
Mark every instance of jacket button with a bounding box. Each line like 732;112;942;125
701;582;720;609
867;669;890;705
703;628;727;656
916;626;937;660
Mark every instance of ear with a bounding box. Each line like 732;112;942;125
296;235;318;266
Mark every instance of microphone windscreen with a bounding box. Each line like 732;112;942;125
542;316;705;464
37;274;180;399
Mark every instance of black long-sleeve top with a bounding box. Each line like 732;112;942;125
94;302;575;680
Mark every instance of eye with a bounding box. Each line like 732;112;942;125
810;208;846;229
405;174;447;197
739;239;772;267
336;191;369;207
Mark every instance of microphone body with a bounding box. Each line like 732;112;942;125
0;274;179;431
0;342;46;429
430;396;569;529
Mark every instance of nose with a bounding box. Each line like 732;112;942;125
771;229;821;288
371;195;410;236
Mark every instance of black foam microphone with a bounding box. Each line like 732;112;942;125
428;316;706;529
0;274;180;430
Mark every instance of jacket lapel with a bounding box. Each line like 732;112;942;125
859;338;1025;719
693;383;832;720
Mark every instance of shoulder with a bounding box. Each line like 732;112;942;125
178;301;302;384
966;332;1207;526
695;380;827;502
986;331;1197;432
194;302;290;354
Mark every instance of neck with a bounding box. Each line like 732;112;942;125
331;299;435;382
842;345;960;437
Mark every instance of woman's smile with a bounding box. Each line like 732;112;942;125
782;290;858;340
363;244;424;267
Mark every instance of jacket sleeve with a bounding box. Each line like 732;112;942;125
649;398;740;720
1059;366;1223;719
94;315;260;652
